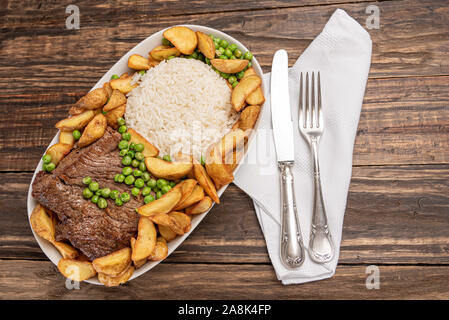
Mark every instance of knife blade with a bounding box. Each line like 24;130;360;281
270;49;294;163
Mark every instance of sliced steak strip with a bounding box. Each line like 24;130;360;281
32;127;141;260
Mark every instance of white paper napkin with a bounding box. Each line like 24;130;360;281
234;9;372;284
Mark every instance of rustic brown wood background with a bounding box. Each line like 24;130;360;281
0;0;448;300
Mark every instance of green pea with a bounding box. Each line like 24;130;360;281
219;55;228;60
125;175;135;185
120;132;131;141
120;192;130;203
142;187;151;196
117;117;126;126
118;140;129;150
156;191;162;199
122;166;133;176
138;70;146;75
119;149;128;157
243;51;253;60
45;162;55;172
89;182;99;192
131;159;139;168
114;174;120;182
205;57;210;65
248;62;252;68
153;186;160;193
167;55;176;60
110;190;119;200
225;49;233;58
42;154;52;164
230;55;236;60
192;51;198;59
135;143;144;152
198;53;205;61
115;198;123;206
148;178;157;188
232;81;238;88
214;41;220;49
72;130;81;140
236;71;245;79
162;38;172;46
228;43;237;52
218;47;225;55
219;39;229;48
200;156;206;166
119;174;126;183
135;178;145;189
129;142;136;150
91;195;99;204
135;152;144;161
133;169;142;177
118;125;127;134
221;72;230;79
83;188;93;199
131;187;140;197
82;177;92;185
234;49;242;58
111;74;119;80
157;178;168;189
139;161;146;172
122;155;132;166
100;188;111;198
169;181;176;188
162;155;171;162
161;185;171;194
228;76;237;84
209;34;215;41
127;150;135;159
97;197;107;209
95;190;102;196
144;195;155;204
142;172;151;182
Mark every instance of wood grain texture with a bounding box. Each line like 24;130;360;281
2;165;448;264
1;76;447;171
0;260;448;299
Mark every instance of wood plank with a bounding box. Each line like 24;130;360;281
0;0;448;97
2;165;448;264
1;75;447;171
0;260;447;299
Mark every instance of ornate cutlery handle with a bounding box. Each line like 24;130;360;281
309;138;334;263
279;162;305;268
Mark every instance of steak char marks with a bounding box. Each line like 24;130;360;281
32;127;141;260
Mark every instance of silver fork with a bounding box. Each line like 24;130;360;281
298;72;334;264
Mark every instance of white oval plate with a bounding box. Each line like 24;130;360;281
27;25;265;285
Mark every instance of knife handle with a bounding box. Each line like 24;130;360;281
279;162;305;269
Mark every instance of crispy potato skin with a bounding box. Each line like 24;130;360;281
137;187;182;217
243;67;257;78
78;113;107;147
110;74;137;94
52;241;79;259
193;163;220;204
105;104;126;129
98;266;134;287
173;185;204;211
45;143;72;166
185;196;213;215
55;110;95;131
211;59;248;74
58;259;97;281
231;75;262;112
196;31;215;59
158;224;177;242
246;87;265;105
128;128;159;157
149;237;168;261
132;217;157;261
205;147;234;188
128;54;152;70
59;131;75;148
163;26;198;55
168;211;191;234
172;179;197;205
150;46;181;61
103;89;126;112
238;105;261;132
92;247;132;277
145;157;192;180
30;204;55;242
74;88;108;110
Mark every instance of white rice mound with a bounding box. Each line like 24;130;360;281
125;58;238;160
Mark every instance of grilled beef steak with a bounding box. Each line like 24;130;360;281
32;127;141;260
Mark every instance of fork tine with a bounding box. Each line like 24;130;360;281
305;72;309;128
317;71;322;128
311;72;315;128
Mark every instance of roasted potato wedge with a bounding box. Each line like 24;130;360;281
238;105;261;132
246;87;265;105
127;128;159;157
55;110;95;131
172;179;197;205
218;129;246;161
158;224;177;242
110;74;137;94
98;266;134;287
211;59;248;74
196;31;215;59
193;162;219;204
128;54;152;70
148;212;184;235
52;241;79;259
185;196;213;215
130;237;147;268
137;187;182;217
205;147;234;188
150;45;181;61
132;217;157;261
59;131;75;148
148;56;161;67
73;88;108;111
231;75;262;112
103;82;113;98
78;113;107;147
163;26;197;55
30;204;55;242
145;157;192;180
45;143;72;166
103;89;126;112
149;237;168;261
68;105;84;116
226;148;244;172
243;67;257;78
168;211;191;234
105;104;126;129
92;247;132;277
174;185;204;210
58;258;97;281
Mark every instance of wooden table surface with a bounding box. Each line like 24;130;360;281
1;0;448;300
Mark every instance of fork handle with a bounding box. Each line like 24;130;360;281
309;138;334;263
279;162;305;268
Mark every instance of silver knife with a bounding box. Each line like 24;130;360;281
271;49;305;268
